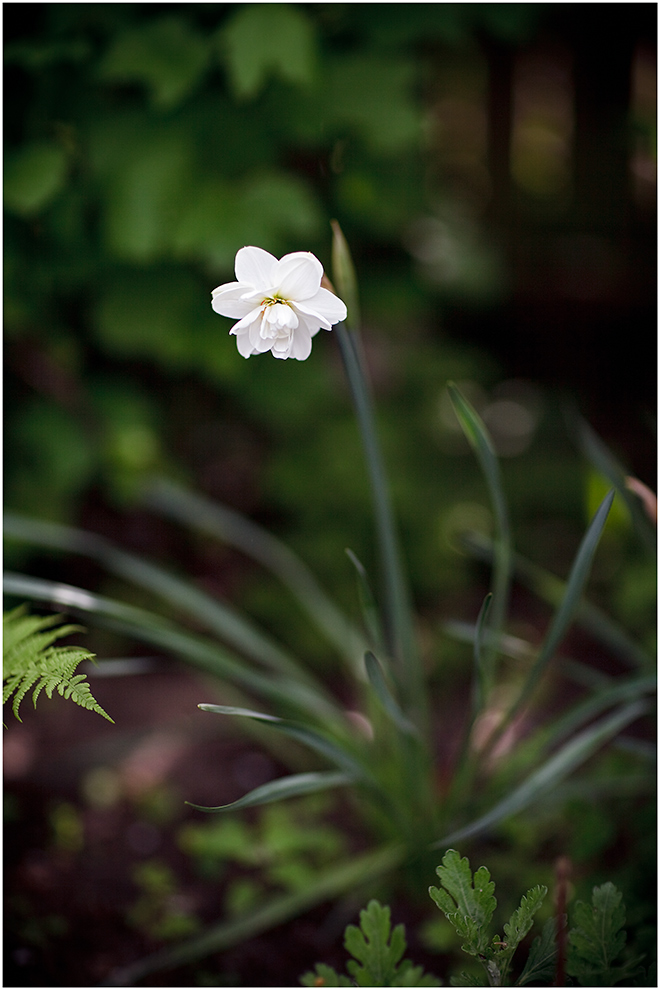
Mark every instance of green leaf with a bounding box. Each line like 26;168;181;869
447;383;512;697
364;651;419;737
472;592;493;717
3;606;113;723
567;883;641;986
4;141;68;216
187;770;353;813
324;54;421;153
220;4;317;99
334;323;422;719
344;901;407;986
197;704;373;784
4;513;334;710
429;850;496;957
517;917;560;986
457;532;650;668
332;900;441;987
433;700;649;848
450;974;486;987
143;478;365;667
98;16;211;109
513;489;616;712
331;219;361;330
497;885;547;983
573;416;656;554
346;549;385;653
3;573;334;719
300;962;352;987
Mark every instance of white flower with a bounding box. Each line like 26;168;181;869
211;246;347;360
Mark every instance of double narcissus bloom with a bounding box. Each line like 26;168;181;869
211;246;347;360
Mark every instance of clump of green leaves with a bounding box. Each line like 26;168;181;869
3;605;113;723
300;899;441;987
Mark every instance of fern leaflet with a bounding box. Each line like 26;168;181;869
3;605;113;723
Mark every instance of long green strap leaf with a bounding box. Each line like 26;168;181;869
345;548;385;653
459;531;650;669
364;651;419;737
3;573;339;720
187;770;354;813
448;383;512;698
472;592;493;718
198;703;372;783
100;843;406;986
4;513;320;690
509;489;616;720
142;477;365;666
432;699;649;849
573;414;656;554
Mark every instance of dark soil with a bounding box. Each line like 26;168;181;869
3;661;448;988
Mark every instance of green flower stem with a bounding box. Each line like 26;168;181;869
334;322;424;726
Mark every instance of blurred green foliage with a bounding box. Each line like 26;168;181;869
4;2;550;609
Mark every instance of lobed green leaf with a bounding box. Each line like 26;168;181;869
516;916;560;986
567;882;634;986
429;850;496;957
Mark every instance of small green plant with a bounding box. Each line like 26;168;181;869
4;231;654;985
3;605;113;723
128;859;200;942
303;850;651;987
429;849;555;987
301;899;441;987
429;849;555;986
567;882;646;987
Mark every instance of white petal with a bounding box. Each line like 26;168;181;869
230;306;264;334
295;310;323;338
235;246;278;289
265;302;298;330
298;287;348;325
248;317;267;349
274;252;323;300
291;325;313;360
211;283;254;319
235;330;255;358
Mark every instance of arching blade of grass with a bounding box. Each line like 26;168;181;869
537;674;656;752
573;414;656;554
433;698;650;849
447;384;512;698
187;770;354;812
506;490;616;724
142;477;365;666
100;843;406;987
197;703;374;784
480;674;656;803
459;531;650;668
3;573;340;721
4;513;323;691
345;548;385;654
471;592;493;719
364;651;419;737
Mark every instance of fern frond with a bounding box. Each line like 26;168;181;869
3;605;114;723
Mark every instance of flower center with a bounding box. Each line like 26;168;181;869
259;296;298;337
